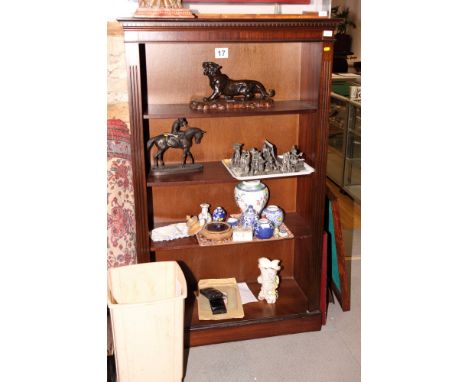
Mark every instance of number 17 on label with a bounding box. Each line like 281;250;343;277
215;48;229;59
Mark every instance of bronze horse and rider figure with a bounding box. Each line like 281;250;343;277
147;118;206;172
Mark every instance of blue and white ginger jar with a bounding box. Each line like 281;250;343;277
262;205;284;228
212;206;227;222
254;218;274;239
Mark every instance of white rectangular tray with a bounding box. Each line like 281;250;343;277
221;158;315;181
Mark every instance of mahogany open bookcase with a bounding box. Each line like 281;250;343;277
118;16;340;346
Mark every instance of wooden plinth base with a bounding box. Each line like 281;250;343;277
134;7;196;18
150;163;203;176
186;313;322;347
190;98;274;113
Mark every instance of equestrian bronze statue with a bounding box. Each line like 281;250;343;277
147;118;206;175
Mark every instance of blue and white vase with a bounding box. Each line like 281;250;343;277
234;180;269;215
254;218;274;239
262;205;284;228
239;205;258;228
212;206;227;222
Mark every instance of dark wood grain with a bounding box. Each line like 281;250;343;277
184;279;321;346
147;161;235;186
118;17;339;44
302;41;334;312
148;115;300;164
151;176;298;223
145;100;317;119
156;240;295;289
146;42;302;104
125;44;151;263
150;212;313;252
119;16;339;345
189;279;307;328
187;312;322;347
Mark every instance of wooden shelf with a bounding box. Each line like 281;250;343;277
150;212;313;252
147;161;235;187
184;278;321;346
188;278;307;328
147;161;314;187
144;100;317;119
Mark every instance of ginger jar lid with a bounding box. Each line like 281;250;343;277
236;180;266;191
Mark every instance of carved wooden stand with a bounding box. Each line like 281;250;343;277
150;163;203;176
189;98;273;112
134;8;195;18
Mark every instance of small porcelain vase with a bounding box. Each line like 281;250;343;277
212;206;226;222
257;257;281;304
198;203;212;224
254;218;274;239
239;205;258;228
234;180;269;215
262;205;284;228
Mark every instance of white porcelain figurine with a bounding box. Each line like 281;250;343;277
257;257;281;304
198;203;212;224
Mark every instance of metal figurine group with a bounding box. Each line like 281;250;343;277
230;140;305;177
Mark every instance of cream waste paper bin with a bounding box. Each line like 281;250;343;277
107;261;187;382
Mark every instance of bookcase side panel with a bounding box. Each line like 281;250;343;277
125;42;151;263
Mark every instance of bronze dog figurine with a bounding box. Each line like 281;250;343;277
202;62;275;102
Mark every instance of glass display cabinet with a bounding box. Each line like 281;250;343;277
327;95;348;184
327;81;361;202
344;101;360;200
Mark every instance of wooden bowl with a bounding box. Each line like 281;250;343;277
200;222;232;241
